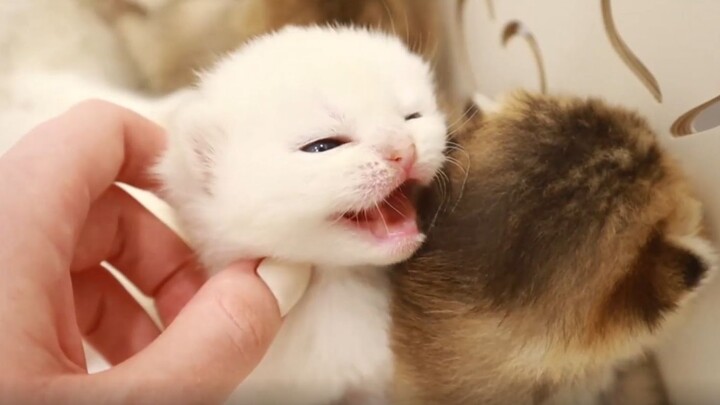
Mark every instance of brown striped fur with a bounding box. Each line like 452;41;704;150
93;0;451;97
391;92;715;404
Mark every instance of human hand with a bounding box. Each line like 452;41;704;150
0;101;282;403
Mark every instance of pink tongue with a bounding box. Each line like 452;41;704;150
365;190;419;239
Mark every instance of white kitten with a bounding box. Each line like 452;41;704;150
154;26;447;404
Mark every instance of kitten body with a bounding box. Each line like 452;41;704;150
391;93;715;404
150;26;447;404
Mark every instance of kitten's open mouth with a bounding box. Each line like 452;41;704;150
337;181;421;242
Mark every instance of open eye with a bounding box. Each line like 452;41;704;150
405;112;422;121
300;137;348;153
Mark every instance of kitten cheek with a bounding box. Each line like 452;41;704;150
410;161;443;185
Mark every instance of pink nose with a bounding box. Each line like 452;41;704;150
385;144;417;176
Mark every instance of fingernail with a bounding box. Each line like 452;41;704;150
257;259;312;317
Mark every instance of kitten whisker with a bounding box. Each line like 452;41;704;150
410;27;425;59
435;170;449;204
380;0;397;37
441;151;471;213
425;171;450;233
402;4;410;47
446;156;468;170
445;105;474;133
450;163;470;214
439;170;451;201
384;198;407;219
375;201;390;235
330;207;352;225
447;106;480;139
445;145;471;162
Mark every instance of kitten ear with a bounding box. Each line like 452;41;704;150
472;92;500;115
155;94;225;198
601;232;711;332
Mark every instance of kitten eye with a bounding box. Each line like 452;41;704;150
300;137;348;153
405;112;422;121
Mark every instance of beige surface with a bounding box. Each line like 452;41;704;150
454;1;720;402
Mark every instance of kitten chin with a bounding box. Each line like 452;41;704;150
391;91;716;404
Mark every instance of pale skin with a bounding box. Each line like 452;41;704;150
0;100;282;403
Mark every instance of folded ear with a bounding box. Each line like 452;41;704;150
153;94;226;200
599;231;711;334
472;92;500;115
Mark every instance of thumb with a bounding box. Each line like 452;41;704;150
92;262;283;404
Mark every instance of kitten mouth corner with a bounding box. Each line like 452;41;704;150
337;181;422;242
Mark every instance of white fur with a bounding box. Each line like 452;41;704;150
0;0;152;154
153;26;447;404
0;70;187;154
0;0;138;88
155;26;446;269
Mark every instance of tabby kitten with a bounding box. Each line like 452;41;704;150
391;92;714;404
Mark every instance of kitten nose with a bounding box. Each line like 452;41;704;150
385;144;417;176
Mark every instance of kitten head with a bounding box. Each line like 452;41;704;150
155;26;446;269
465;93;717;355
391;93;716;403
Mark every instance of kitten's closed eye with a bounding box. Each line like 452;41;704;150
405;112;422;121
301;137;349;153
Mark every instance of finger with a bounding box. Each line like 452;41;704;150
72;266;160;365
0;101;168;365
0;100;168;276
71;185;206;324
87;263;282;404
